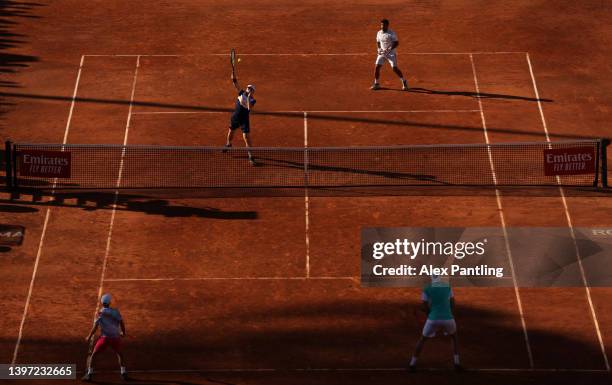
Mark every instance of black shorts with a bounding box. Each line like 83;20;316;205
230;114;250;133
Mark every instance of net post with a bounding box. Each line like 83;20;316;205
602;138;609;188
4;140;13;189
11;142;18;190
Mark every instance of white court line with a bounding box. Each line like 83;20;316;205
11;55;86;365
62;56;85;143
304;112;310;278
83;52;527;57
131;109;481;115
93;56;141;318
94;367;608;374
11;209;50;365
470;54;534;368
104;277;356;282
526;53;610;371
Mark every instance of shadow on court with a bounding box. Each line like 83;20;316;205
124;377;236;385
0;92;597;141
0;192;258;219
0;1;42;102
3;185;610;203
0;0;41;144
0;202;37;212
7;369;610;385
7;297;609;385
407;87;553;103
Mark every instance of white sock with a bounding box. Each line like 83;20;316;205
120;366;127;374
409;356;417;366
400;78;405;82
87;367;93;374
453;354;460;365
374;79;379;84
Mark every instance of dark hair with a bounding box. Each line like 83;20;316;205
381;19;389;25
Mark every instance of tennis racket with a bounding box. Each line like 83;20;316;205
230;48;237;78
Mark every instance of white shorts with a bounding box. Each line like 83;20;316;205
375;52;398;67
422;319;457;338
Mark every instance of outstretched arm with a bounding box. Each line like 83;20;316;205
231;73;241;92
85;323;98;342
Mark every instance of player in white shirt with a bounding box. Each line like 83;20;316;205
82;294;128;381
371;19;409;91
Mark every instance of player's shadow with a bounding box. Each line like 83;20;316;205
250;155;446;185
407;87;554;102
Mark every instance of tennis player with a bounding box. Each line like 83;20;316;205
82;294;128;381
371;19;409;91
223;73;257;166
409;275;462;371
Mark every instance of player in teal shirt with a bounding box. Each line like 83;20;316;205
409;275;462;371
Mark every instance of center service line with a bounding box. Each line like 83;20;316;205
304;112;310;278
470;53;534;368
93;55;141;323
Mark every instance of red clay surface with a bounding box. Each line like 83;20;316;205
1;1;611;384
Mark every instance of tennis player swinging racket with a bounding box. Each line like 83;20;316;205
223;48;257;166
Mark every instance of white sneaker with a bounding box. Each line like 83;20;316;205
370;83;380;90
402;81;409;91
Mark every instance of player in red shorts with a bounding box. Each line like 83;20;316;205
82;293;128;381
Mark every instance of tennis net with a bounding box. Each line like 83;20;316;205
4;139;609;190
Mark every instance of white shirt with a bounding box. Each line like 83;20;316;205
95;307;123;338
376;29;398;52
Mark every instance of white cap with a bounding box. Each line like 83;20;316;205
246;84;255;91
101;293;112;305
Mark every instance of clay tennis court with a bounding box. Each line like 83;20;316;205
1;1;611;384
